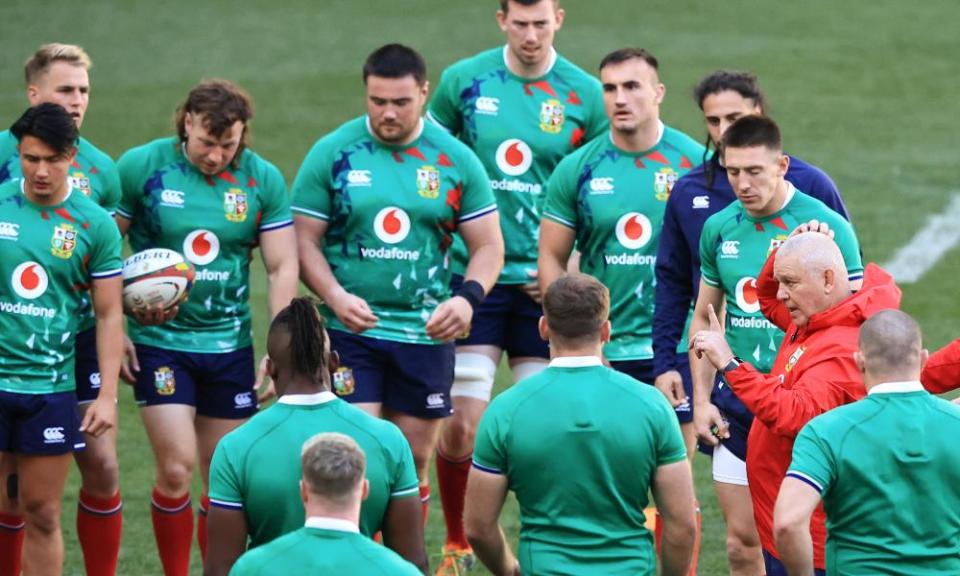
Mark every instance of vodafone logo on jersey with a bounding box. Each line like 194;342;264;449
373;207;411;244
735;277;760;314
614;213;653;250
495;139;533;177
183;230;220;266
11;262;49;299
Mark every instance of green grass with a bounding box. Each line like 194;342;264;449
1;0;958;573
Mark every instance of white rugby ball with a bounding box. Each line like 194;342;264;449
122;248;196;312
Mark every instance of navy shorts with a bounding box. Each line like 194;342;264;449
763;549;825;576
609;354;694;423
74;328;102;404
0;390;85;455
450;274;549;359
328;329;454;419
132;344;256;419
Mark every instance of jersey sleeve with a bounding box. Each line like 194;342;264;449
87;215;123;280
827;213;863;280
654;395;688;466
541;154;581;229
208;440;245;511
115;147;146;220
653;191;693;375
290;139;335;222
426;67;463;135
472;403;507;475
786;421;836;495
698;216;722;287
256;161;293;232
389;431;421;499
456;147;497;224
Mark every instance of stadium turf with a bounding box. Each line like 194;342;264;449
1;0;957;573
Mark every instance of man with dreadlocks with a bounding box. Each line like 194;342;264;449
203;297;428;576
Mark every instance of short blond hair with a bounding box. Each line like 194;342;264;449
301;433;366;508
25;43;92;85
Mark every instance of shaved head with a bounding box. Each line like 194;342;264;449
858;310;923;382
776;232;847;280
773;233;851;327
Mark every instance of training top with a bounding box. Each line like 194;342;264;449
0;130;122;334
788;382;960;575
291;117;497;344
0;179;122;394
473;356;686;575
117;137;293;353
428;46;607;284
229;518;421;576
542;125;705;360
208;392;418;548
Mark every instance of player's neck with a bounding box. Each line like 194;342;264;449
610;119;662;153
550;343;604;359
277;375;330;396
304;503;361;526
504;45;556;79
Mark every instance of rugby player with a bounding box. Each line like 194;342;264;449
116;80;298;576
425;0;607;568
652;70;850;575
205;297;426;575
229;433;422;576
0;103;123;576
292;43;503;535
689;114;859;574
465;274;696;575
692;226;900;575
0;44;126;576
776;310;960;575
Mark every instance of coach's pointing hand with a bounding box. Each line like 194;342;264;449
693;303;734;370
426;296;473;342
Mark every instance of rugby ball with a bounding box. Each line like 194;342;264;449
122;248;195;312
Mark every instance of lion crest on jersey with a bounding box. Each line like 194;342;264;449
768;234;789;256
68;171;92;197
416;165;441;199
539;99;565;134
51;223;78;259
154;367;176;396
654;168;679;201
224;188;248;222
332;367;355;396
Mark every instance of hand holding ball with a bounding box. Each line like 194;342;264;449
122;249;195;316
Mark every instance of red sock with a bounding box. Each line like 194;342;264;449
197;494;209;562
77;490;123;576
419;484;430;531
0;512;25;576
436;446;472;549
151;489;193;576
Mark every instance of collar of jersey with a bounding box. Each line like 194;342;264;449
742;181;797;223
364;116;424;150
607;120;665;157
868;380;924;395
501;44;558;80
278;391;338;406
20;177;73;208
549;355;603;368
304;516;360;533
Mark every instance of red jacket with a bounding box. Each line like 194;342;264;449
725;253;901;569
922;339;960;394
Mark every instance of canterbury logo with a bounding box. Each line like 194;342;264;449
43;427;65;443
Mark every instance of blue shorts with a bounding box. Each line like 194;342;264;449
328;329;454;419
74;328;102;404
609;355;694;423
450;275;549;359
132;344;256;419
0;390;85;455
763;549;825;576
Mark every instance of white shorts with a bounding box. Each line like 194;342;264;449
712;443;749;486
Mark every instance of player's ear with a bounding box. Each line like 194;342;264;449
66;145;78;164
266;356;278;381
822;268;836;294
538;316;549;341
853;351;866;375
299;480;308;506
779;153;790;176
919;348;929;368
26;85;41;107
554;7;566;29
360;479;370;502
495;8;508;31
600;320;611;344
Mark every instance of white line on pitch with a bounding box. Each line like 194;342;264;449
883;192;960;284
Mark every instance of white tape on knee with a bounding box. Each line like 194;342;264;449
451;353;497;401
510;361;547;384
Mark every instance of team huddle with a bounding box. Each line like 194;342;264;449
2;1;960;575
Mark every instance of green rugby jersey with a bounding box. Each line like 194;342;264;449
542;125;705;360
208;392;419;548
291;117;497;344
117;137;292;353
700;185;862;371
0;180;122;394
1;130;122;334
788;383;960;575
230;519;421;576
473;356;686;575
428;46;607;284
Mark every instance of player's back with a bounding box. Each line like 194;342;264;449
476;361;685;575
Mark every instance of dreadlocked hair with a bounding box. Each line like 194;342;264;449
270;297;328;381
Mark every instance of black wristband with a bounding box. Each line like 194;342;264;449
455;280;485;311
